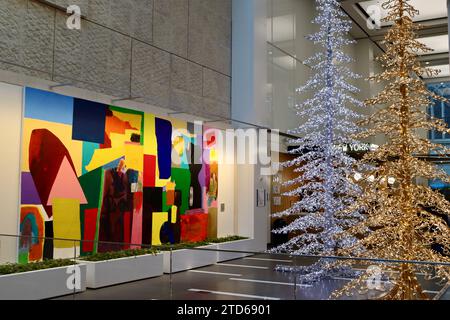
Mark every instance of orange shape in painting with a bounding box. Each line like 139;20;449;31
102;111;138;149
47;156;87;206
20;206;44;262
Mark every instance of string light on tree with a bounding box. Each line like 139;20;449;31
333;0;450;300
270;0;365;283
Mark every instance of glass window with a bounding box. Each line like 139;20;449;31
266;0;314;135
428;82;450;141
427;82;450;191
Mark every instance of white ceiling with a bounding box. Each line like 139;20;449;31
423;64;450;78
359;0;448;26
345;0;450;81
417;34;449;55
269;1;450;79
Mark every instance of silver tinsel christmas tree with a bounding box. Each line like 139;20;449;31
270;0;365;283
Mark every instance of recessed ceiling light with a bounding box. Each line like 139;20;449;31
359;0;448;26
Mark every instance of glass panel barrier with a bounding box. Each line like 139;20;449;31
0;234;80;300
72;238;169;300
0;234;449;300
168;247;450;301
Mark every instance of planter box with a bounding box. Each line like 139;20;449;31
163;244;218;273
217;239;255;262
80;253;164;289
0;264;87;300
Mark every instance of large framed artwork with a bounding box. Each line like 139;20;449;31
19;88;219;262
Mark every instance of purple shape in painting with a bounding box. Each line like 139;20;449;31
21;172;42;204
198;164;206;188
203;151;211;189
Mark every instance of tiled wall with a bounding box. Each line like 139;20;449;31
0;0;231;118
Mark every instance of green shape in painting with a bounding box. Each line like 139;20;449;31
109;105;145;145
18;251;28;264
79;167;103;255
79;167;103;209
171;168;191;215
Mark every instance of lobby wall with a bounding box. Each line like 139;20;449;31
0;0;238;261
0;0;231;119
0;80;237;263
0;82;23;263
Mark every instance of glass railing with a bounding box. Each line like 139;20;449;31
0;234;449;300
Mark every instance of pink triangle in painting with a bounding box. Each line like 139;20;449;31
47;156;87;206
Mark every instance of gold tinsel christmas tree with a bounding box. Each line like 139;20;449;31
333;0;450;300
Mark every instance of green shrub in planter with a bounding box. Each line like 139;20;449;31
79;236;249;259
155;236;248;251
154;241;211;251
0;259;75;275
82;248;159;262
207;236;248;243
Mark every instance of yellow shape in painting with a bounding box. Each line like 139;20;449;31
166;181;176;191
22;118;83;176
118;129;141;148
152;212;168;246
52;198;81;248
85;145;125;172
125;143;144;171
171;206;178;224
110;131;129;147
173;136;184;156
112;110;142;132
167;116;187;132
143;113;157;155
155;172;171;188
85;129;142;172
210;148;219;163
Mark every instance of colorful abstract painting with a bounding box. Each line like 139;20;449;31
19;88;219;260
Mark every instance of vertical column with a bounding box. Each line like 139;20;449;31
232;0;270;251
0;82;23;263
448;0;450;68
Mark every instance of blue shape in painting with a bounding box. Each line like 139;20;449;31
128;170;139;184
72;98;107;144
82;142;99;175
155;118;172;179
102;157;124;171
24;88;74;125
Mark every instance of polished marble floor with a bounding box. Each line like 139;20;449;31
56;254;449;300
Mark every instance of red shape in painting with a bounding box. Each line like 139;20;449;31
29;129;78;218
82;208;98;252
166;190;175;206
47;156;87;205
143;155;156;187
180;213;208;243
123;211;132;250
204;129;217;148
131;192;143;249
